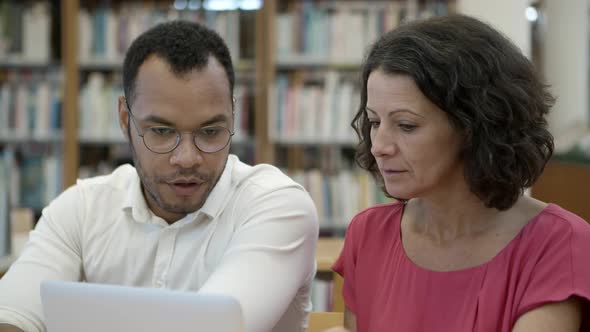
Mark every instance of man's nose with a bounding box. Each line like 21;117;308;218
169;134;204;168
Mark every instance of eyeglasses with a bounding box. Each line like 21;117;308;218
125;99;234;154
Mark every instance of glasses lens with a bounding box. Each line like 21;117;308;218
195;126;231;153
143;127;179;153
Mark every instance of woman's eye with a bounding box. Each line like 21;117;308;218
368;120;380;129
150;127;176;136
399;123;417;132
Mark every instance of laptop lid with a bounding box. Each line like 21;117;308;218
40;280;244;332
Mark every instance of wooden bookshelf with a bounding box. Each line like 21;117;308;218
316;238;343;272
253;0;275;164
316;238;345;312
62;0;80;188
71;0;265;177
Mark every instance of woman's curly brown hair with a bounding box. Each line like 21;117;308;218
352;14;555;210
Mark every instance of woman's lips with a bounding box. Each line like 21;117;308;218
382;169;407;176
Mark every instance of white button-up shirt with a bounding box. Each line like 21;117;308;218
0;155;319;332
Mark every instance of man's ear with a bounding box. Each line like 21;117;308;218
118;96;130;141
231;96;236;132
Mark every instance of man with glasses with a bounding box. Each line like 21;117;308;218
0;21;319;332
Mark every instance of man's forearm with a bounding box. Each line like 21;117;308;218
0;324;24;332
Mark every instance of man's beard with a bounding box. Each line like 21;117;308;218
128;139;227;216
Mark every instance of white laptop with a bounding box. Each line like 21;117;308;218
40;280;244;332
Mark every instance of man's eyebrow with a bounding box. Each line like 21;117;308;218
141;115;175;126
201;114;230;127
138;114;230;127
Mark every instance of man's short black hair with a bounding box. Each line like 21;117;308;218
352;15;555;210
123;20;235;105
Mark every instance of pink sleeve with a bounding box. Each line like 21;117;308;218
516;215;590;320
332;217;361;313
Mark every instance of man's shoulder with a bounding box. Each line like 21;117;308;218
231;158;302;193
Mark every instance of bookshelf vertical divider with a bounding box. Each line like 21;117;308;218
254;0;275;164
62;0;80;188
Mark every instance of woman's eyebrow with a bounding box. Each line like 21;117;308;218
365;106;425;118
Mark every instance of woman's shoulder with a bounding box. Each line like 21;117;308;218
345;201;405;242
504;204;590;320
506;203;590;285
526;203;590;243
351;201;404;224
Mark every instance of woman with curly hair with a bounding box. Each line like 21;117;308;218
329;14;590;332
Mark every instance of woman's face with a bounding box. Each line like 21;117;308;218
367;70;465;200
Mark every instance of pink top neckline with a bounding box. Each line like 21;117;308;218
399;203;556;275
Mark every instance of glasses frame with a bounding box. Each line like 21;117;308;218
124;98;234;154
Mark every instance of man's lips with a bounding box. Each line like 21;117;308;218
164;177;206;185
172;183;197;187
166;180;205;196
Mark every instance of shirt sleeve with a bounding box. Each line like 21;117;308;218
332;216;360;314
0;185;84;332
516;213;590;322
198;184;319;332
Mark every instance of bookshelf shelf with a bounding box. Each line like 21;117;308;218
273;137;357;146
78;135;127;145
276;56;361;70
319;225;347;233
0;131;64;144
0;60;60;69
235;59;256;72
231;134;255;145
79;59;121;71
78;58;256;72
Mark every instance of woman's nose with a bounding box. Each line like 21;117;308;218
370;126;396;157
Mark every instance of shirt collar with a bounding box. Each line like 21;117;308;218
199;155;235;219
122;155;236;223
122;167;151;223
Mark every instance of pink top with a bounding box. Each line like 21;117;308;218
333;202;590;332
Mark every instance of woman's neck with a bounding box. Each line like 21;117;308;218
407;196;502;244
405;191;545;245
